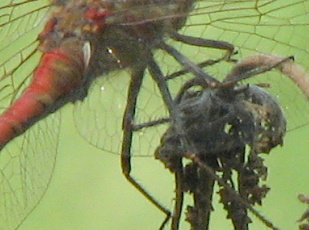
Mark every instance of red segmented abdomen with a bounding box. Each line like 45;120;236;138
0;40;85;148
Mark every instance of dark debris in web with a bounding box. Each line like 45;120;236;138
155;68;287;229
298;194;309;230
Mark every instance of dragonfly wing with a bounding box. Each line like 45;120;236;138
74;0;309;156
0;113;60;230
182;0;309;130
0;1;61;229
73;67;171;156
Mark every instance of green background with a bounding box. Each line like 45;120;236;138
18;107;309;230
0;0;308;229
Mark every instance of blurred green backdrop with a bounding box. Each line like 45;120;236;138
18;105;309;230
3;0;308;230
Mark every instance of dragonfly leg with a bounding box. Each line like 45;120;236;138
164;58;223;81
170;31;236;61
147;53;195;151
121;65;171;229
159;42;221;88
147;54;205;230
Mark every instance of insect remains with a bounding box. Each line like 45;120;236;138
154;53;309;230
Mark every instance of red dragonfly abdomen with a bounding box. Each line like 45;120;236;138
0;40;85;148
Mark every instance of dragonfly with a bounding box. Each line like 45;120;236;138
0;0;308;229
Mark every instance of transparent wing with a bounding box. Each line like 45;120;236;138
0;114;60;230
74;0;309;156
0;1;61;229
186;0;309;129
74;67;170;156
